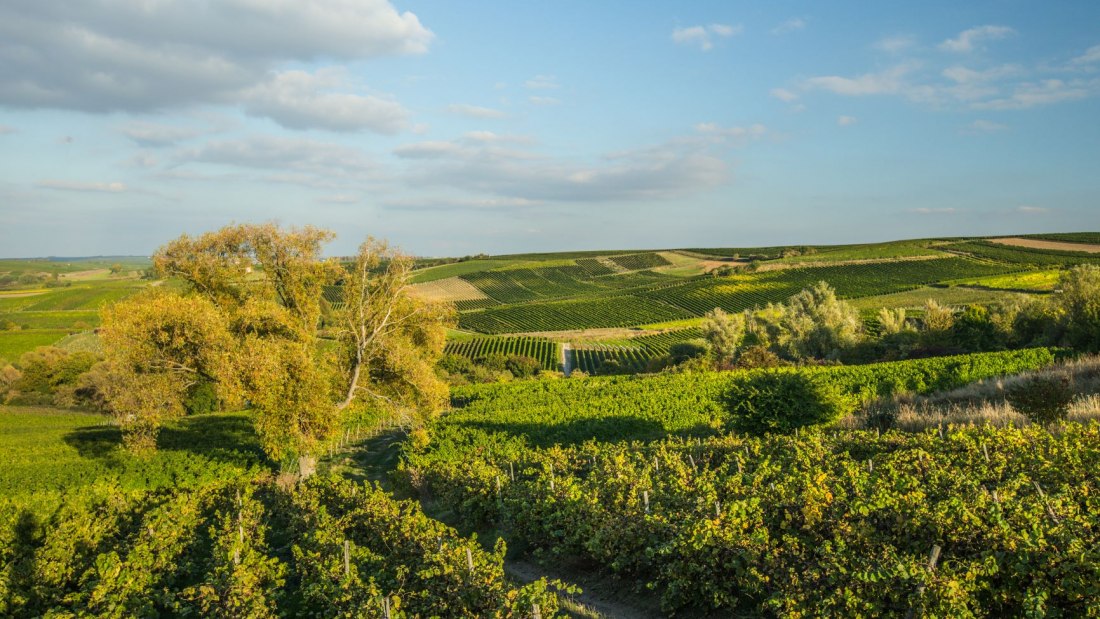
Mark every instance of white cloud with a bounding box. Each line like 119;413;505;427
672;24;742;51
694;123;767;144
837;115;857;126
392;128;738;203
771;18;807;35
1070;44;1100;67
524;75;559;90
1015;205;1048;214
909;207;956;215
119;121;204;147
804;64;913;96
942;64;1021;84
529;96;561;106
939;25;1015;53
447;104;507;119
974;79;1093;110
175;135;379;189
0;0;431;117
770;88;799;102
241;68;407;133
874;35;916;53
36;180;127;193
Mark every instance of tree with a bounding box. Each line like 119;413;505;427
109;263;123;275
99;224;453;473
876;308;910;335
1053;264;1100;352
701;308;745;366
781;281;863;359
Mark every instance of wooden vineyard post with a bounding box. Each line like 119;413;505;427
688;454;697;472
643;490;650;514
907;544;941;619
382;596;392;619
1033;481;1060;523
343;539;351;578
531;603;542;619
466;547;475;574
510;461;515;481
715;500;721;518
496;475;502;504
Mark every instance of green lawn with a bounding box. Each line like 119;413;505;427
0;329;68;362
0;406;266;513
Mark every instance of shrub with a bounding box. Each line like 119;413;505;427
726;370;858;435
1005;375;1074;427
184;380;219;415
504;355;541;379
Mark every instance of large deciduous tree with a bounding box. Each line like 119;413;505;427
99;224;453;474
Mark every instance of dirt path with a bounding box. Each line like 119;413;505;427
990;237;1100;254
505;560;663;618
562;343;573;376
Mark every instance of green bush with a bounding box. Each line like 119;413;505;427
1005;375;1074;427
726;370;857;435
184;380;219;415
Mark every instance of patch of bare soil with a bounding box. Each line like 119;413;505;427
505;559;663;619
990;237;1100;254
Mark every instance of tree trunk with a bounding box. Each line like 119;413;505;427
298;454;317;479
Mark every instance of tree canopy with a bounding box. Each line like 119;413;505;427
98;224;454;472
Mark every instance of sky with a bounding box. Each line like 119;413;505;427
1;1;1099;258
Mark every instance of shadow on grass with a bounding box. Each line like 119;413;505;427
456;416;716;449
62;412;268;467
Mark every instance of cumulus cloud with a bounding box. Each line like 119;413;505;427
837;115;857;126
36;180;127;193
672;24;742;51
0;0;431;130
939;25;1015;53
771;18;807;35
240;68;408;133
447;104;507;119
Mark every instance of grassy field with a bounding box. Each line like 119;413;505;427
0;406;265;512
0;330;70;361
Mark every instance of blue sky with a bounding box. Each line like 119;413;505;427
1;1;1098;257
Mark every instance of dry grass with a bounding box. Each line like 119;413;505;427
842;355;1100;431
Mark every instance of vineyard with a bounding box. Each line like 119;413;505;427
403;425;1099;616
457;256;1021;334
947;241;1100;266
607;252;671;270
444;336;562;371
571;328;702;374
401;348;1091;615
